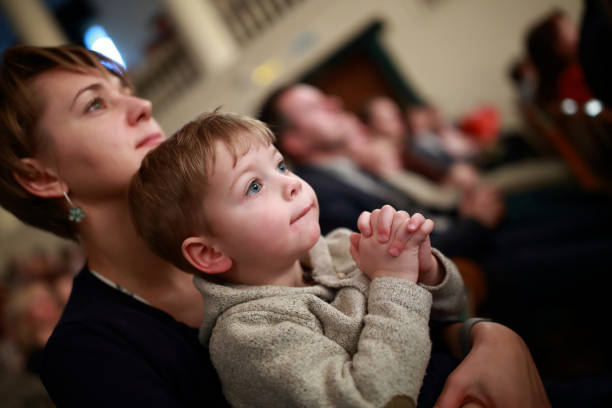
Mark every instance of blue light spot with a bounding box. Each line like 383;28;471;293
84;25;126;68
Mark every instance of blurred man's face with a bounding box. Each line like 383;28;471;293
277;85;349;149
555;15;578;61
368;98;406;143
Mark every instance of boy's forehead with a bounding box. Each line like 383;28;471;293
216;137;276;168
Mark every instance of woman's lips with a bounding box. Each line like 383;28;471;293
136;133;164;149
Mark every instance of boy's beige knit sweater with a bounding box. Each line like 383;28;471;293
195;228;466;408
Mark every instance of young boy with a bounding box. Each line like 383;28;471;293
128;111;466;408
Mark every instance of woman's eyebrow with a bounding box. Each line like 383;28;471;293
70;83;103;110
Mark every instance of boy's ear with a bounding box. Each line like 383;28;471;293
13;158;67;198
182;237;232;275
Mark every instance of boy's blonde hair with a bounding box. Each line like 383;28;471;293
129;111;275;273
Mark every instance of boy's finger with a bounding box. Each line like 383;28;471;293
420;218;435;235
388;217;413;256
417;221;434;267
357;212;372;236
390;210;410;240
349;232;361;251
407;213;425;232
396;210;410;219
370;209;380;237
408;218;434;246
349;233;360;261
377;205;396;243
418;236;432;269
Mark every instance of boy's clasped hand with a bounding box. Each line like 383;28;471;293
349;204;443;285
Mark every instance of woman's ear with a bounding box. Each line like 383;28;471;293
182;236;232;275
13;158;67;198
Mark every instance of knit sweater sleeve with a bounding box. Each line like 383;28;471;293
209;279;431;408
420;248;467;320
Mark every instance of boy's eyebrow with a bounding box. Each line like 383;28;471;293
229;163;254;192
228;145;277;192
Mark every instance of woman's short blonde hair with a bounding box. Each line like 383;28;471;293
0;45;131;240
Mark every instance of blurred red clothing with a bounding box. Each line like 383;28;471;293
557;63;593;104
459;105;501;146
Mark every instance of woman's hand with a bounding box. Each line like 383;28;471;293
435;322;551;408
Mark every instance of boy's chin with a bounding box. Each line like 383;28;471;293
306;225;322;248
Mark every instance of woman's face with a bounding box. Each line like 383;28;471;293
32;69;165;202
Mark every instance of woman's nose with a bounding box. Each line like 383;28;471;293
127;96;153;125
283;178;302;200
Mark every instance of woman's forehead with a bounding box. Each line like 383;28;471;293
33;69;121;112
34;69;117;97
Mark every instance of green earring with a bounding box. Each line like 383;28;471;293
63;192;86;223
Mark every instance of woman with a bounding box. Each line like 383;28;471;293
0;45;549;407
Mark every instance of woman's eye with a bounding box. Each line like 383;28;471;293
277;160;288;173
246;180;262;196
85;97;105;113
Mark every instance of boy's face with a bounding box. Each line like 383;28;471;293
202;140;321;274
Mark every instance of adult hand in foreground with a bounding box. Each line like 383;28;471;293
435;321;551;408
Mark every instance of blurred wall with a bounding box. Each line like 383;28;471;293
154;0;582;132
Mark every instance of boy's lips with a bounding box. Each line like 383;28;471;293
135;132;164;149
291;203;313;224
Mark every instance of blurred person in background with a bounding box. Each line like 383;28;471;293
4;248;64;284
363;95;569;197
364;97;481;181
0;279;57;408
508;57;539;104
0;243;81;407
2;245;81;312
3;281;62;374
527;8;593;110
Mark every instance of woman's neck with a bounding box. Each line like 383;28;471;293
79;198;204;327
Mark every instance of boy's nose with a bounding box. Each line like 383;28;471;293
284;178;302;200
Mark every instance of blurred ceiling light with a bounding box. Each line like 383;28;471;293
560;98;578;115
84;25;126;68
251;59;282;86
584;99;603;117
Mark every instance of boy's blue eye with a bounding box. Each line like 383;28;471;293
246;180;262;196
277;160;288;173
